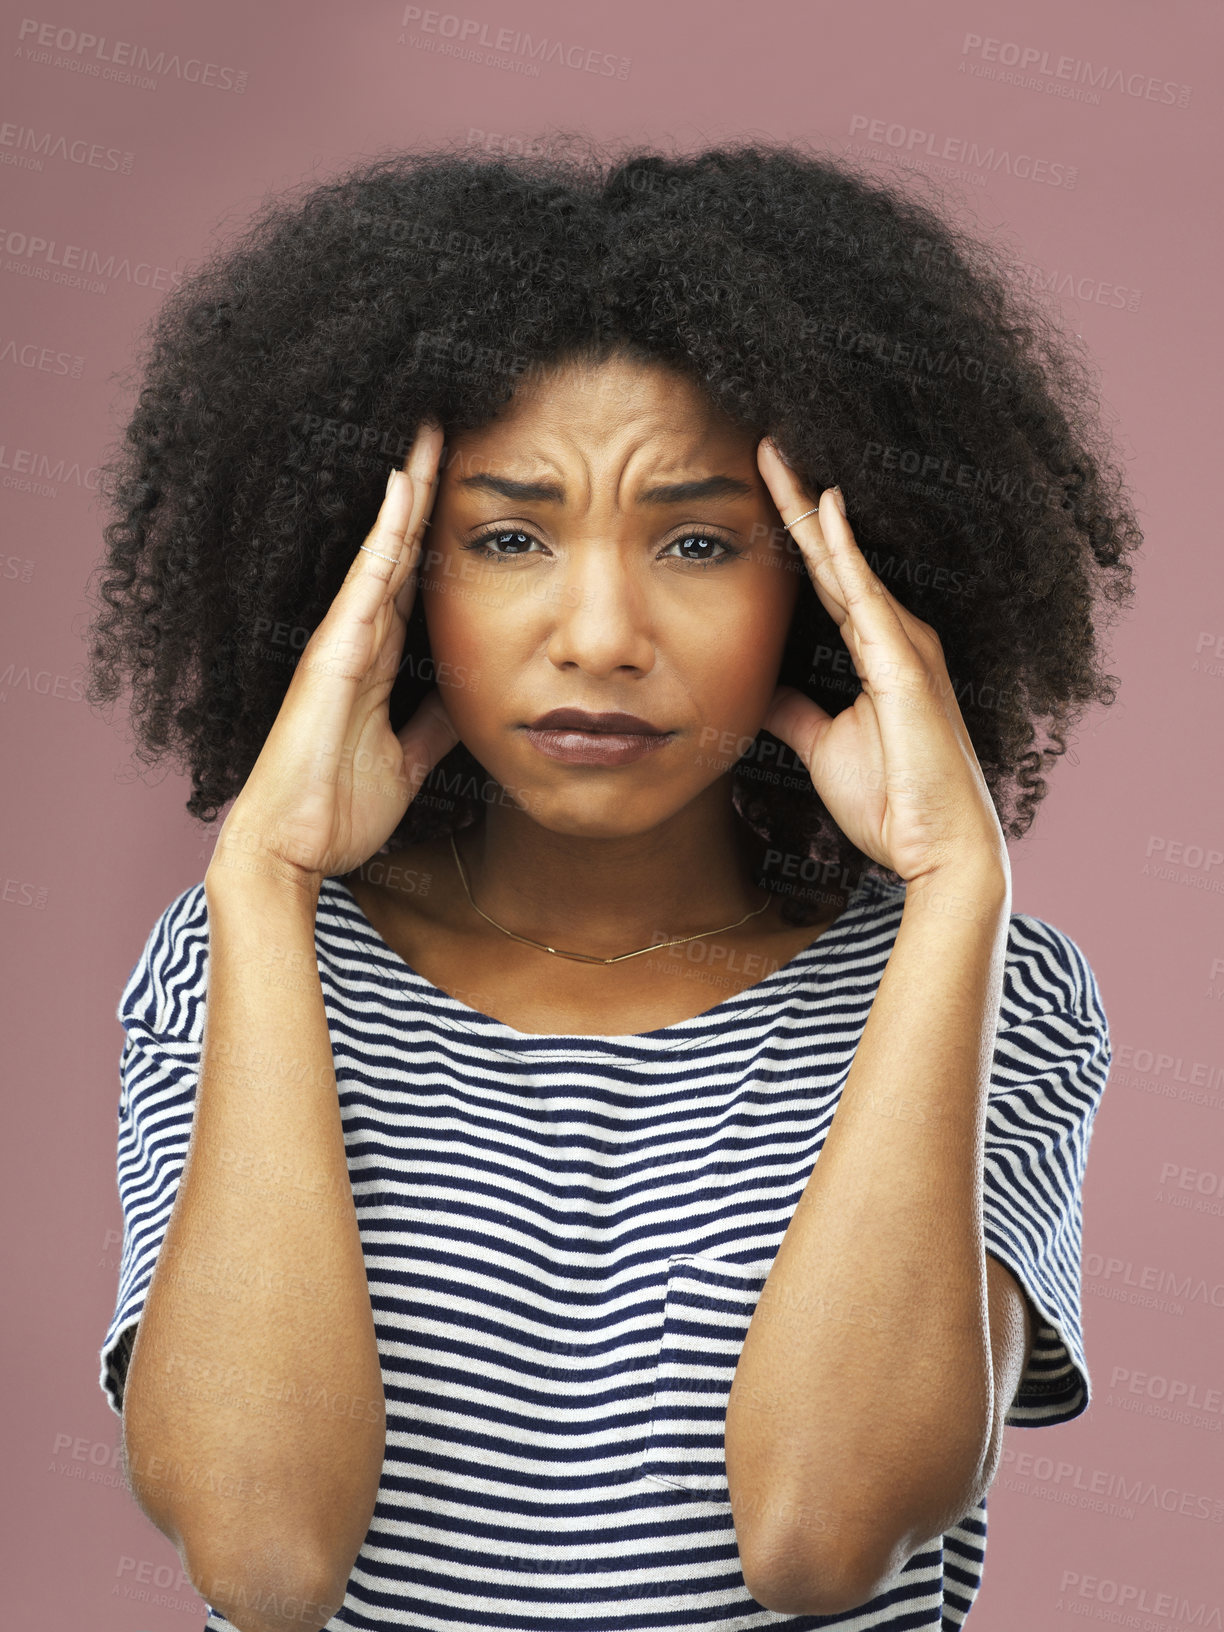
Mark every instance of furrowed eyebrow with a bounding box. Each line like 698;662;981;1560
454;472;754;504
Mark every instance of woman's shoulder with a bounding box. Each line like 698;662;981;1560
999;907;1107;1033
118;877;211;1040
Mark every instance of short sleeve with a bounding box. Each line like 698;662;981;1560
981;912;1111;1428
99;883;210;1418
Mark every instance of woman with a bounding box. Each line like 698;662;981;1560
87;137;1137;1630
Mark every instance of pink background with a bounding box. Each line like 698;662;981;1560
2;0;1220;1625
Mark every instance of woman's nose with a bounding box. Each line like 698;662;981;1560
541;558;657;676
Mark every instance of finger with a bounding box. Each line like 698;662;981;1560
315;424;442;693
760;439;927;685
354;430;443;691
756;439;847;627
276;425;442;781
761;682;835;767
394;423;445;620
806;494;969;776
761;439;942;649
347;421;442;593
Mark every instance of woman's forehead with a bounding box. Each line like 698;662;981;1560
440;361;756;482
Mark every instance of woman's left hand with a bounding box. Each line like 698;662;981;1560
756;437;1008;886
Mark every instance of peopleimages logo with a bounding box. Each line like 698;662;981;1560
15;18;247;92
1109;1364;1224;1418
0;121;134;174
0;223;185;294
1006;259;1142;314
960;33;1191;108
0;335;85;378
0;441;100;494
397;7;630;79
847;115;1077;188
1000;1447;1224;1524
1057;1572;1222;1623
1084;1252;1224;1312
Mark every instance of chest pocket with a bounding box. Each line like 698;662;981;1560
643;1255;771;1502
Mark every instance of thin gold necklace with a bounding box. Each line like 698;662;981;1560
448;830;773;965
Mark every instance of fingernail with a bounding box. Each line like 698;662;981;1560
386;467;399;496
830;485;847;518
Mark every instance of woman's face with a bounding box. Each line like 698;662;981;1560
420;351;803;839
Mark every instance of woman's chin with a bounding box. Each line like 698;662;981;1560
476;781;688;841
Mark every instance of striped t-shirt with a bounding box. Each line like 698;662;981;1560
100;868;1111;1630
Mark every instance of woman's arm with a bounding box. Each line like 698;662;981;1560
726;445;1049;1617
121;866;385;1632
725;859;1023;1616
118;429;451;1632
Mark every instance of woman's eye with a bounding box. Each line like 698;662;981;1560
663;532;742;565
463;530;541;560
461;529;743;565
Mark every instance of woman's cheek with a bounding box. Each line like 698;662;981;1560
421;570;479;668
426;587;522;747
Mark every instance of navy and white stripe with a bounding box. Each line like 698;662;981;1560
100;870;1111;1629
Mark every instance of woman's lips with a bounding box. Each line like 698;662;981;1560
520;727;675;766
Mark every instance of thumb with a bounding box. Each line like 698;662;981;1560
761;684;833;763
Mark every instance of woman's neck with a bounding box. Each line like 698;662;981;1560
451;786;775;958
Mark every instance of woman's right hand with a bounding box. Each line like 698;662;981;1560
207;420;459;892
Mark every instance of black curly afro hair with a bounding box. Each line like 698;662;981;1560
83;132;1141;921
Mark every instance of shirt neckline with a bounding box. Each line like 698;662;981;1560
319;869;896;1052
